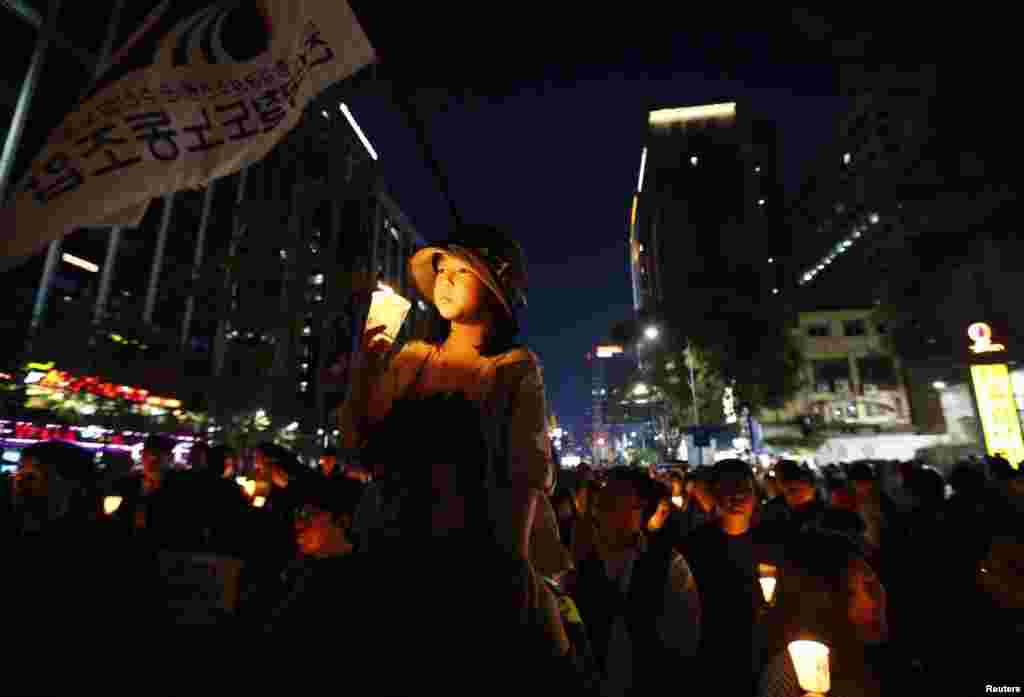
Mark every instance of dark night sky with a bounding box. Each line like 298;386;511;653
346;72;847;439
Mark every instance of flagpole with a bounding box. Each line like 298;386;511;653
17;0;62;357
143;194;175;326
391;80;462;231
90;0;127;333
0;0;59;204
180;180;217;350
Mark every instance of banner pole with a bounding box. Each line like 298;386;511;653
18;0;63;357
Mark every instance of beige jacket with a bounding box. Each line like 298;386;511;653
340;338;572;580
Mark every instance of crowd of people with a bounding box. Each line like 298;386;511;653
3;224;1022;694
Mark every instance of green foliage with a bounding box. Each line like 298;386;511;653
648;343;726;427
628;447;660;467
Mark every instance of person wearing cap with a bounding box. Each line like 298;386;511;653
338;224;572;678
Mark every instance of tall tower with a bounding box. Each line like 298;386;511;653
629;102;785;325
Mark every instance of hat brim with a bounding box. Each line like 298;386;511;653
408;245;515;319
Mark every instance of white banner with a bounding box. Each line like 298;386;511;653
2;0;375;261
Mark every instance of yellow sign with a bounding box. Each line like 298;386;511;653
970;363;1024;466
968;322;1006;354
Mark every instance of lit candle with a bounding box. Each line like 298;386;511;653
243;479;256;497
253;496;266;508
758;563;778;605
671;495;684;508
103;496;123;515
788;640;830;695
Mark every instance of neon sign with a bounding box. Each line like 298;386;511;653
969;322;1006;354
970;364;1024;466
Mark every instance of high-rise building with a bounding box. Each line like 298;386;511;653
2;62;442;447
585;343;635;463
629;101;786;325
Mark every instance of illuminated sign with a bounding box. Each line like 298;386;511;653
970;363;1024;467
968;322;1006;354
596;345;624;358
648;102;736;127
23;371;46;385
339;103;378;161
26;361;54;371
62;253;99;272
637;147;648;193
21;363;178;410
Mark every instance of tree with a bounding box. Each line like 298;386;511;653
648;343;727;428
607;304;804;428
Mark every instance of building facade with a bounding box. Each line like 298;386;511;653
780;309;911;431
629;101;786;325
3;73;440;448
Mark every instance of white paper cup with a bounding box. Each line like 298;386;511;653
367;287;412;342
103;496;123;515
759;577;777;604
788;640;830;694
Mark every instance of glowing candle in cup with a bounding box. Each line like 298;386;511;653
103;496;123;515
367;283;412;343
252;496;267;508
758;563;778;605
237;478;256;498
672;495;684;508
788;640;830;695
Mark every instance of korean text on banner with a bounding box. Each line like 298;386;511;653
2;0;376;262
970;363;1024;467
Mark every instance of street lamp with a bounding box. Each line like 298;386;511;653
644;326;660;341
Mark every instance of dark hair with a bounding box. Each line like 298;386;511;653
99;450;134;479
907;467;946;506
22;441;96;484
712;458;754;484
208;445;237;472
778;459;815;484
21;441;99;520
304;478;363;522
256;442;307;479
605;467;655;501
143;434;175;456
950;464;986;495
848;462;875;482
